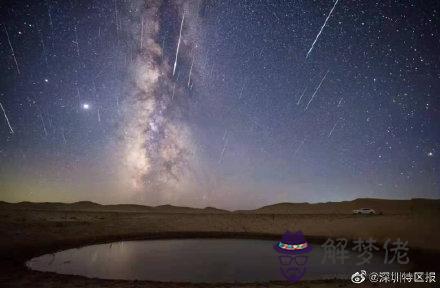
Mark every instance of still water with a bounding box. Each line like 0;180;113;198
27;239;409;282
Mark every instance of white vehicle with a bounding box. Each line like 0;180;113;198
352;208;376;215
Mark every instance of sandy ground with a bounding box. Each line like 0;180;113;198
0;206;439;287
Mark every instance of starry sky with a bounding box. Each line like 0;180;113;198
0;0;439;209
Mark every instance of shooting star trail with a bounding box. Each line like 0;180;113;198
297;86;307;105
76;86;81;109
73;24;80;57
172;71;180;101
306;0;340;59
0;102;14;134
116;94;120;114
238;82;245;99
140;16;144;49
172;83;176;100
187;52;194;87
305;70;330;110
173;12;185;76
222;129;228;141
337;97;343;107
48;117;54;134
161;37;165;62
38;112;48;137
328;119;339;138
114;0;119;38
61;128;67;144
3;24;20;75
210;62;214;77
203;50;209;70
218;130;229;164
93;80;100;123
46;0;54;49
34;18;48;66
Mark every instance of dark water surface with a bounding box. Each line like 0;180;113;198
26;239;409;282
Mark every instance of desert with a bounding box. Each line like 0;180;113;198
1;198;439;287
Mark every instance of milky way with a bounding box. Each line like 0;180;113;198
121;0;201;204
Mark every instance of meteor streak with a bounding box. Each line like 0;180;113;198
3;24;20;75
305;70;329;110
0;102;14;134
188;52;194;87
328;120;338;138
219;131;229;164
297;86;307;105
173;12;185;76
306;0;340;59
337;97;343;107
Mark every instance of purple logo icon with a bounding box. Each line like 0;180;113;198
274;230;312;282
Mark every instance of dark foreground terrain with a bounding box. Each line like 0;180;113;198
0;199;439;287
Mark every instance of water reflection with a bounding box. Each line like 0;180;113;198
27;239;409;283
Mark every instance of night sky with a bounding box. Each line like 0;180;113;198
0;0;439;209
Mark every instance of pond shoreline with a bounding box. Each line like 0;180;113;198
3;231;439;288
24;235;431;284
1;209;439;287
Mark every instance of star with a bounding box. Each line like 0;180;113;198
82;103;90;110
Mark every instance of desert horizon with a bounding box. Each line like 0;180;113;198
2;196;440;213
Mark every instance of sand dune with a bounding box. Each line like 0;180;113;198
2;198;439;215
0;201;229;214
251;198;440;214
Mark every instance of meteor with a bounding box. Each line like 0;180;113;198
173;12;185;76
3;24;20;75
0;102;14;134
188;52;194;87
305;70;329;110
306;0;340;59
328;119;338;138
297;86;307;105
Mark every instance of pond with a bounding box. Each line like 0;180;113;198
26;239;409;283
